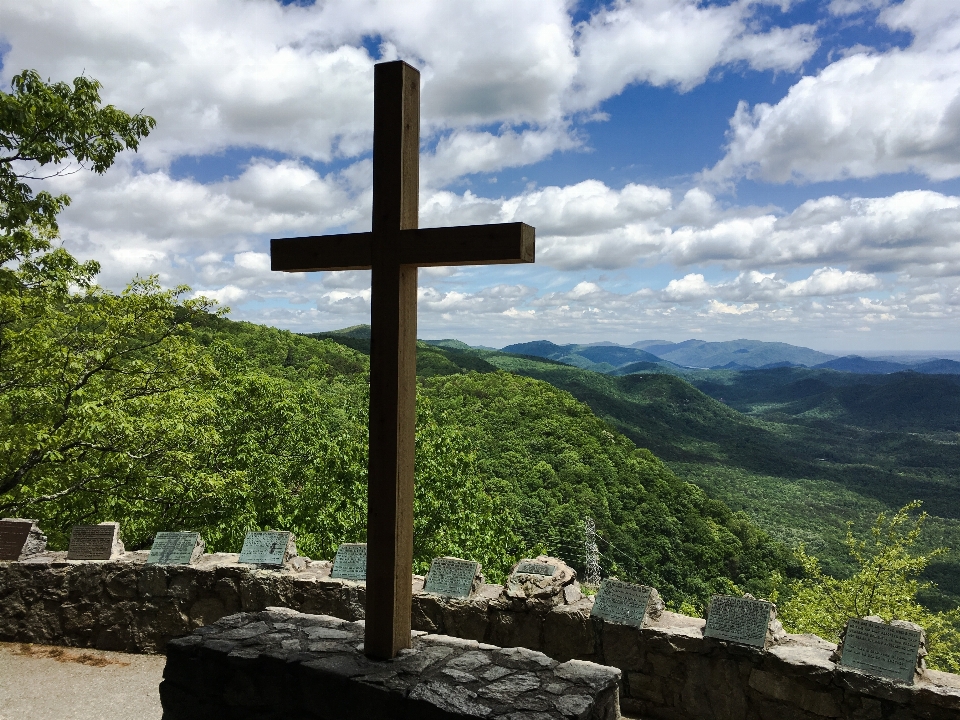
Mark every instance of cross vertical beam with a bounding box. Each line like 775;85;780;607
269;59;535;661
365;61;420;660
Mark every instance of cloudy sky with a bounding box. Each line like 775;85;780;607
3;0;959;352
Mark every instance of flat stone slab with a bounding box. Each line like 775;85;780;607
238;531;295;566
514;559;557;576
160;607;621;720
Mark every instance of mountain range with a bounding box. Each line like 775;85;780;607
499;338;960;375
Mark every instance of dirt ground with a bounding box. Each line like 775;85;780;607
0;642;165;720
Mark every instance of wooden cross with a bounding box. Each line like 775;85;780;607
270;60;535;660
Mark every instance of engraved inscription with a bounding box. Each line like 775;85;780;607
591;578;653;628
331;543;367;580
514;560;556;576
147;532;202;565
238;531;291;566
704;595;772;647
67;525;117;561
840;618;922;684
0;521;31;561
423;557;479;598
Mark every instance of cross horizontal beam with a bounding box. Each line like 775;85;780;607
270;222;534;272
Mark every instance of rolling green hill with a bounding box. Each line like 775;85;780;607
471;350;960;611
690;367;960;433
629;338;836;369
131;317;792;605
297;330;960;611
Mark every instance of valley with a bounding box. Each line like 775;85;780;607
415;335;960;612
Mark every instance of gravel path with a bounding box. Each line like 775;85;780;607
0;642;164;720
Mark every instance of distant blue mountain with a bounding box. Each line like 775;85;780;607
500;340;666;371
499;338;960;377
813;356;909;374
914;359;960;374
630;339;836;369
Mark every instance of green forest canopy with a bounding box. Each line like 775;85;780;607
2;309;794;607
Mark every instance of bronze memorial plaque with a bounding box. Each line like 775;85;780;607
840;618;922;684
67;524;118;561
422;557;479;598
238;531;291;566
704;595;773;648
0;520;32;561
331;543;367;580
147;532;203;565
590;578;654;628
514;559;556;576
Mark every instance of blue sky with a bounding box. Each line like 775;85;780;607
3;0;960;352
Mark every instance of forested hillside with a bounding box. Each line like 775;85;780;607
472;350;960;612
1;313;790;607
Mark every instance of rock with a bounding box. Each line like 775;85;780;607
554;660;621;693
563;583;583;605
555;694;592;718
501;555;578;609
410;680;492;717
477;671;541;701
101;522;125;558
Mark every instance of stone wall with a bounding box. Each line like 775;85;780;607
3;553;960;719
161;607;622;720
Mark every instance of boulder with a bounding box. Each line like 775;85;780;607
500;555;580;610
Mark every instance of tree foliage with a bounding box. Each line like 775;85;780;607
1;69;155;266
779;502;960;673
422;370;792;607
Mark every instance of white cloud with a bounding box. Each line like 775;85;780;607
663;273;712;301
3;0;958;348
421;125;580;186
1;0;820;178
50;156;960;295
658;267;881;304
828;0;890;15
708;300;758;314
418;182;960;276
571;0;817;106
707;0;960;183
192;284;249;305
782;267;881;296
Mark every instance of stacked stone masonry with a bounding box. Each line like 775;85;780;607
161;606;622;720
2;552;960;719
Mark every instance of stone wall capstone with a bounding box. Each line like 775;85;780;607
3;552;960;719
